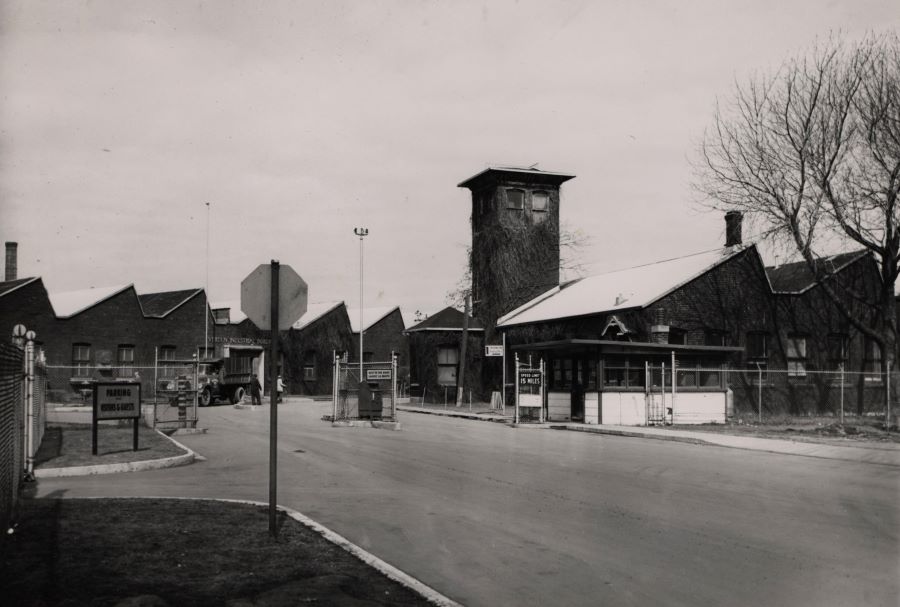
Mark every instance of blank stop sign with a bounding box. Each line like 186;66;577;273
241;263;308;330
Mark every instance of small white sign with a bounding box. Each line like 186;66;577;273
366;369;392;380
485;345;504;357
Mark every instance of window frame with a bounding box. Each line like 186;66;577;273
746;332;768;384
506;188;525;210
437;345;459;386
786;334;808;380
72;343;91;378
531;191;549;213
117;344;135;379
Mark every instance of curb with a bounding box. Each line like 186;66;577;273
60;497;461;607
551;425;711;445
398;407;510;424
34;429;199;479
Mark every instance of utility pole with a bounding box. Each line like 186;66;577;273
354;227;369;381
456;293;470;407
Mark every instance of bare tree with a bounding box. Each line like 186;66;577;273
694;32;900;426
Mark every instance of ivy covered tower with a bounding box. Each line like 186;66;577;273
458;166;575;328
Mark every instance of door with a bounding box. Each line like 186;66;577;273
570;357;587;422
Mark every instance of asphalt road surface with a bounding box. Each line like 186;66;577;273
36;401;900;607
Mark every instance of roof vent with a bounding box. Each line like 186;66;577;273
614;293;628;306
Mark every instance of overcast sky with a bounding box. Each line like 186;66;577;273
1;0;897;323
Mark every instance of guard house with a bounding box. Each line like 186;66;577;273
497;244;767;425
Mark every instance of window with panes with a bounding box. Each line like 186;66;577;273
73;343;91;377
437;346;459;386
786;335;808;379
117;345;134;379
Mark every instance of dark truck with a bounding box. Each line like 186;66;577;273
197;345;263;406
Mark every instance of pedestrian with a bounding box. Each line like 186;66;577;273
250;373;261;407
276;375;285;403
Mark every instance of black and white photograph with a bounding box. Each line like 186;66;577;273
1;1;898;605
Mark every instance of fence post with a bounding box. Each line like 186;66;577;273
332;352;339;422
391;351;398;421
839;363;844;426
756;362;762;424
24;330;36;481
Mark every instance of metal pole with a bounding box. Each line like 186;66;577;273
502;332;507;415
456;294;470;407
671;351;676;425
514;354;520;425
392;351;398;420
25;330;35;479
839;363;844;426
269;260;280;538
354;228;368;382
205;202;210;359
757;363;762;424
332;351;338;422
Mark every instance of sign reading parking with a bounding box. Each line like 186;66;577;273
92;382;142;455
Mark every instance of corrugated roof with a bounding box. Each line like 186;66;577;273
346;306;403;333
406;306;484;332
291;301;345;331
139;289;204;317
49;284;134;318
498;247;749;327
765;251;868;293
0;277;39;298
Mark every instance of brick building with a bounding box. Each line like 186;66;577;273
415;166;887;423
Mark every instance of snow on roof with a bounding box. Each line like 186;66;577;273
498;247;748;327
292;301;344;331
346;306;401;333
49;284;134;318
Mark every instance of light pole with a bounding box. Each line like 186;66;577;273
354;227;368;380
204;202;210;359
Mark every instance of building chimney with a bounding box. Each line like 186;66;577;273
5;242;17;281
650;307;670;344
725;211;743;248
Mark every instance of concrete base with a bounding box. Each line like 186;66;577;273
171;427;208;436
331;419;401;431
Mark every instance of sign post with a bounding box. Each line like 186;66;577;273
92;383;142;455
242;261;308;538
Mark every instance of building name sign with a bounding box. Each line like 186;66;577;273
214;336;271;346
484;345;504;357
366;369;392;381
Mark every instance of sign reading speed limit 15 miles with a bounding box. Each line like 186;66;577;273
518;370;542;386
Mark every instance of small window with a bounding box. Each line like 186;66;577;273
437;346;459;386
864;338;882;382
73;343;91;377
786;335;807;378
746;332;768;383
827;334;848;372
117;345;134;379
532;192;549;212
159;346;176;377
506;189;524;210
303;350;316;381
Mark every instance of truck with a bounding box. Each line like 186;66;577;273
197;345;264;406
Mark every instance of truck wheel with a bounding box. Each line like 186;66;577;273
231;386;245;404
199;388;212;407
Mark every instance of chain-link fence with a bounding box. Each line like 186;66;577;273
332;357;398;422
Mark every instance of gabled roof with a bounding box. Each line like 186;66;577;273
139;288;204;317
346;306;404;333
498;246;750;328
406;306;484;332
765;251;869;294
291;301;345;331
49;284;135;318
0;277;40;298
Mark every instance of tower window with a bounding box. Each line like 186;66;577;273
506;189;524;210
532;192;549;212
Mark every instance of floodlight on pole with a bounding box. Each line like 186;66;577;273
354;227;368;380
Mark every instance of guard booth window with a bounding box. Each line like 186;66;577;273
437;346;458;386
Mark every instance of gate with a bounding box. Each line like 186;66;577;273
332;353;398;422
153;357;199;429
646;362;671;426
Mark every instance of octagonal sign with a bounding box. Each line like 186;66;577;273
241;263;308;330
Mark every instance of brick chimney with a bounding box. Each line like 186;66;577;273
725;211;743;248
5;242;17;281
650;307;669;344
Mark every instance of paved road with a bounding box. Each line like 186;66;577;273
36;401;900;607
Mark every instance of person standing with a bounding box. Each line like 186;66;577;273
276;375;285;403
250;373;262;407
